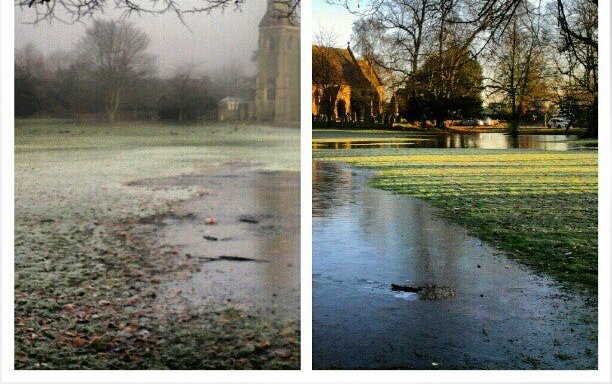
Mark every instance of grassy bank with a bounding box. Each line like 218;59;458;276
14;119;300;369
314;124;587;136
314;148;597;289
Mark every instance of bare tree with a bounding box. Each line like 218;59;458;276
77;19;156;122
15;43;49;79
486;5;550;135
15;43;49;117
335;0;491;127
349;0;433;78
16;0;299;23
554;0;597;137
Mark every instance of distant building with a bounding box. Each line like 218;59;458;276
255;0;300;125
312;44;385;122
218;97;251;122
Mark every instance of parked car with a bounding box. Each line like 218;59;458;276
547;117;572;129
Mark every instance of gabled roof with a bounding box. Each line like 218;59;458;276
357;59;383;88
312;45;382;90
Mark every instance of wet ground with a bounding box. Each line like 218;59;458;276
130;164;300;321
312;161;597;369
14;120;300;369
312;131;585;150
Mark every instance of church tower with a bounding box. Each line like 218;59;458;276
255;0;300;125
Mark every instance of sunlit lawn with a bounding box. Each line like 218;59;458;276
314;148;597;289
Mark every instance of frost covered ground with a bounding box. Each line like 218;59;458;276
14;119;300;369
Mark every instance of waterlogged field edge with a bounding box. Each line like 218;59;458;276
314;148;598;290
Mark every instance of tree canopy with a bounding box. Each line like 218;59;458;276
399;45;483;125
77;19;156;122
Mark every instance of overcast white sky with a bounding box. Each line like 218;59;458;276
312;0;356;48
15;1;267;77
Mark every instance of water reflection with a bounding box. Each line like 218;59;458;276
312;161;356;217
160;170;300;320
312;133;580;150
249;171;300;318
312;161;597;369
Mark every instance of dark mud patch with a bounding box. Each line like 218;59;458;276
391;284;456;300
217;255;269;262
195;255;270;263
135;212;197;226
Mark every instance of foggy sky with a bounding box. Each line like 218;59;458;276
15;1;267;77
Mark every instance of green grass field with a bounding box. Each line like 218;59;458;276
314;148;598;289
14;119;300;369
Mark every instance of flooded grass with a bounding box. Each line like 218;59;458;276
15;119;300;369
314;148;597;290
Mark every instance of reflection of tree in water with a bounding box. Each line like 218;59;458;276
312;161;357;217
313;161;467;285
250;171;300;318
358;189;464;285
443;133;573;150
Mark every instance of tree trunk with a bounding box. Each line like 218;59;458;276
509;92;519;137
106;89;120;123
584;97;598;138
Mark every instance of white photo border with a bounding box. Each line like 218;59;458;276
2;0;611;382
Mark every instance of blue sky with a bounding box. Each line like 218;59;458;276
312;1;357;48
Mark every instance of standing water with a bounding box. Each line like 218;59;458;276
312;161;597;369
312;132;587;150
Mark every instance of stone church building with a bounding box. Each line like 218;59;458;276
255;0;300;125
312;44;385;122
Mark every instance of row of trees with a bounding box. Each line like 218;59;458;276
332;0;597;136
15;20;254;122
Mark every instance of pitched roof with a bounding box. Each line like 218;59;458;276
312;45;382;89
357;59;383;88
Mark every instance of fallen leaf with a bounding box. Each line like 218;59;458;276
15;354;29;363
73;336;87;347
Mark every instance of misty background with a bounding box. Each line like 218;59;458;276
16;2;265;77
14;2;270;121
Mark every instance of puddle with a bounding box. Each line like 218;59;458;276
144;166;300;321
312;161;597;369
313;133;584;150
